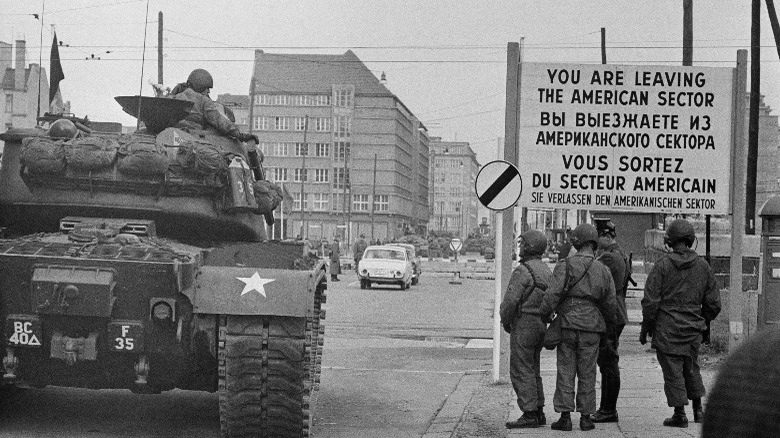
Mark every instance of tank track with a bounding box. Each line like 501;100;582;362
218;272;326;438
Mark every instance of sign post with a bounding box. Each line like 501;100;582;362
449;238;463;284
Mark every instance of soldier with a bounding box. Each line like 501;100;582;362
640;218;720;427
501;230;554;429
540;223;617;432
330;236;342;282
353;234;368;273
170;69;259;143
591;218;630;423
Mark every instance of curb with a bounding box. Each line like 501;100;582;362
422;371;486;438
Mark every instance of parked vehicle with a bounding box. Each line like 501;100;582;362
357;245;414;290
388;242;422;285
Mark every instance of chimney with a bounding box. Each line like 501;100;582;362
15;40;26;90
0;42;12;81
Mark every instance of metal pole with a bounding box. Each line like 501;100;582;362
371;153;377;241
280;182;285;239
300;115;308;238
730;49;749;350
683;0;693;66
600;27;607;64
492;211;503;383
342;142;348;241
158;11;163;86
766;0;780;60
746;0;761;234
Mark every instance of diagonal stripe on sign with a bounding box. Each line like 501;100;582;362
478;165;519;207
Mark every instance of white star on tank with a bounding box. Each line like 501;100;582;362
236;272;275;297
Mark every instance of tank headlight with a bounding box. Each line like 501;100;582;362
151;301;173;321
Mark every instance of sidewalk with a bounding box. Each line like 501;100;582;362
424;325;720;438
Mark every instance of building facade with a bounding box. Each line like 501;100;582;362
222;50;430;248
428;137;480;237
1;40;49;133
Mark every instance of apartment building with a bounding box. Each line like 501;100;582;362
428;137;480;237
223;50;430;246
1;40;49;132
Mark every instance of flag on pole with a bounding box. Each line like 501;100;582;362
49;32;64;105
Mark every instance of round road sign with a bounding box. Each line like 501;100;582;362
474;160;523;211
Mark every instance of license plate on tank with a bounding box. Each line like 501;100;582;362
5;316;42;347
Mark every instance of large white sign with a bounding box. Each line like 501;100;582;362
518;63;733;214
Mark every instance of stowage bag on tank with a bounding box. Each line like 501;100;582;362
64;136;119;171
176;139;227;176
253;179;283;214
20;137;67;174
116;137;169;176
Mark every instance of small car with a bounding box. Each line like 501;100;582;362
387;243;422;285
357;245;414;290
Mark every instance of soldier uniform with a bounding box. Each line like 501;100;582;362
353;234;368;274
330;238;342;281
540;223;617;432
592;218;630;423
501;230;553;429
641;218;721;427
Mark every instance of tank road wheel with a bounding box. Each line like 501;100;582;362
219;315;309;438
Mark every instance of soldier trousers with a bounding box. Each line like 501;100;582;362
656;344;706;407
596;324;625;411
553;329;601;414
510;313;546;412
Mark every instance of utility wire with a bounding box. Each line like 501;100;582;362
0;0;145;15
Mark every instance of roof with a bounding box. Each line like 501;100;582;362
252;50;393;97
216;93;249;107
1;67;32;90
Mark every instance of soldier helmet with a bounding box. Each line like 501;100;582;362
519;230;547;256
664;219;696;247
570;223;599;250
594;217;616;237
187;68;214;93
48;118;77;139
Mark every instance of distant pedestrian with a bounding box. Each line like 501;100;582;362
329;236;342;282
640;218;720;428
591;218;631;424
702;327;780;437
353;234;368;273
539;223;617;432
501;229;553;429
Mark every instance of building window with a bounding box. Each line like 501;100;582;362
334;141;350;159
335;115;351;137
5;94;13;113
316;95;331;106
295;117;308;131
294;142;309;157
353;194;369;212
261;142;290;157
315;142;330;157
332;193;347;212
373;195;389;212
334;89;353;107
253;116;269;130
313;193;328;211
314;117;330;132
333;168;350;189
293;193;308;210
314;168;329;183
294;168;308;182
273;95;290;106
274;116;290;131
269;167;288;182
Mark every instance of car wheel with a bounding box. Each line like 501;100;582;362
360;280;366;289
411;277;418;286
399;280;407;291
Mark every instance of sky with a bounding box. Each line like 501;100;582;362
2;0;778;166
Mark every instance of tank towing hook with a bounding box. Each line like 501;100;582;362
3;347;19;382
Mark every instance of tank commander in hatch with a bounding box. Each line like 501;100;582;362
170;68;259;144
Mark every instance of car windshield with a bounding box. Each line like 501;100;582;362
365;249;405;260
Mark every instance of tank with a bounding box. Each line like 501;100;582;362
0;97;327;437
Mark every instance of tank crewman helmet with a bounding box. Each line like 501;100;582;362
519;230;547;257
187;68;214;93
594;217;616;238
664;218;696;247
48;118;78;139
570;223;599;250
